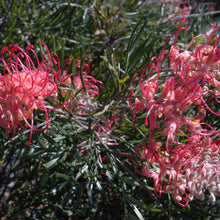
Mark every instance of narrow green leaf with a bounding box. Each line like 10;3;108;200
44;157;59;169
87;183;93;205
70;58;77;89
126;15;148;72
150;208;163;213
128;201;145;220
1;0;6;10
80;61;87;95
96;180;108;203
126;212;139;220
64;89;71;102
56;173;69;181
61;39;65;72
28;150;46;158
54;134;65;141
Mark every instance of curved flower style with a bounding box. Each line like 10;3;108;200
0;43;63;145
63;60;103;115
131;19;220;206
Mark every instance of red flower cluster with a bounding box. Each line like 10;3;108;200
0;43;63;145
0;43;104;144
131;19;220;206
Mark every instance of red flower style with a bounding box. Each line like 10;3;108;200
0;43;63;145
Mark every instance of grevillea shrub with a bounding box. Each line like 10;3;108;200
130;19;220;207
0;43;64;145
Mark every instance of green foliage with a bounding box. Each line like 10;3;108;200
0;0;220;219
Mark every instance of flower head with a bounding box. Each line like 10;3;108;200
0;43;63;144
131;20;220;206
136;137;220;207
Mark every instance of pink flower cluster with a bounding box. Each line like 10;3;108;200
0;43;63;145
0;43;104;144
135;137;220;207
0;41;106;148
63;59;103;115
131;19;220;206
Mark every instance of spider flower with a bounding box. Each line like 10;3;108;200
63;60;103;115
135;137;220;207
132;20;220;206
0;43;63;145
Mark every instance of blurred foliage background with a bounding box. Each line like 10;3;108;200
0;0;220;219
